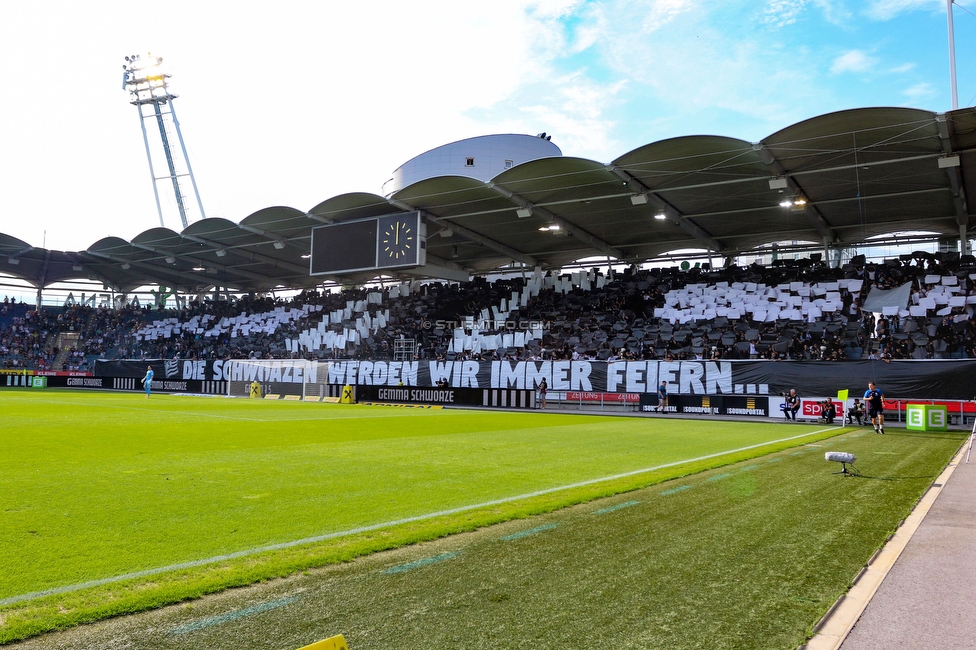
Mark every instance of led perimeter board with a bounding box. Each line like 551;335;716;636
310;212;426;275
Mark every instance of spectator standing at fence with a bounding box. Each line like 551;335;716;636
864;382;885;434
538;377;547;410
657;380;668;413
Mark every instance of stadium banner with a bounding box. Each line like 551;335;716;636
638;393;770;416
0;369;92;377
355;385;535;408
565;392;641;403
92;358;976;400
10;375;231;395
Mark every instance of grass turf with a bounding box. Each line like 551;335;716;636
0;391;958;644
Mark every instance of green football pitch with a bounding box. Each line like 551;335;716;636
0;391;964;646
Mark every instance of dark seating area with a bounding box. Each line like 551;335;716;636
5;250;976;368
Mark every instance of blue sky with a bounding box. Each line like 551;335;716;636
0;0;971;251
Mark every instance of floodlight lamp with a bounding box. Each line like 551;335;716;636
793;197;807;206
121;263;131;270
8;258;19;265
768;177;789;190
779;199;793;208
273;241;286;250
630;194;648;205
165;256;176;264
215;249;227;257
516;207;533;219
654;212;667;220
72;265;83;271
300;253;311;259
440;228;454;238
192;266;205;271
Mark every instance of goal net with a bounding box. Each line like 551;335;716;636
224;359;344;401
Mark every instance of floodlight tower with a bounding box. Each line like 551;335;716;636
122;53;206;229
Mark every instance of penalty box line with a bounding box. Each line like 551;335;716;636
1;426;841;607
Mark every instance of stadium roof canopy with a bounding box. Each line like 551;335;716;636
3;106;976;294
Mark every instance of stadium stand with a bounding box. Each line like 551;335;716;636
6;250;976;369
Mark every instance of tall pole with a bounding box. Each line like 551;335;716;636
948;0;959;110
123;53;206;231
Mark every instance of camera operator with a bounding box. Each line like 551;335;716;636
820;399;836;424
781;388;800;421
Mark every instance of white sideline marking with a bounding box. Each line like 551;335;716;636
0;426;841;606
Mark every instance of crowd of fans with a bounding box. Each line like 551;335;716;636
4;250;976;371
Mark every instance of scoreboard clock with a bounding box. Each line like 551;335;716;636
377;213;418;267
310;212;426;276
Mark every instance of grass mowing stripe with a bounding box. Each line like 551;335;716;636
169;596;297;634
739;464;759;471
0;425;842;607
500;524;558;541
383;552;459;574
592;501;640;515
660;485;692;496
706;473;732;482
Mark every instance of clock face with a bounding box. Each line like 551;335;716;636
378;216;417;266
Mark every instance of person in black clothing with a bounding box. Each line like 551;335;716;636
864;382;885;434
782;388;800;421
821;399;836;424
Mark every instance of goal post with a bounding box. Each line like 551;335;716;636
224;359;343;401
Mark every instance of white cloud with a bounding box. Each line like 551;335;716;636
903;82;936;101
830;50;879;74
890;62;917;73
763;0;807;28
809;0;853;24
864;0;942;21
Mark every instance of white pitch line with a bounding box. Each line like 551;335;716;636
0;426;841;607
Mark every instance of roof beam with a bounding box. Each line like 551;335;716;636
127;241;285;286
238;224;304;252
752;143;839;244
484;183;625;260
84;250;207;290
936;113;969;228
180;233;310;275
606;164;724;253
388;198;538;267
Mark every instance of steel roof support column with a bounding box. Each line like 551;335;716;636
484;183;625;260
753;143;838;244
606;164;724;255
388;199;538;267
936;113;969;255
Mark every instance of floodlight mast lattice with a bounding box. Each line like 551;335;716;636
122;53;206;229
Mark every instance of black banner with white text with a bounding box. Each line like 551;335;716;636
93;359;976;400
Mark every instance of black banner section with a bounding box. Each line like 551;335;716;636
93;358;976;401
356;385;535;408
2;375;229;395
